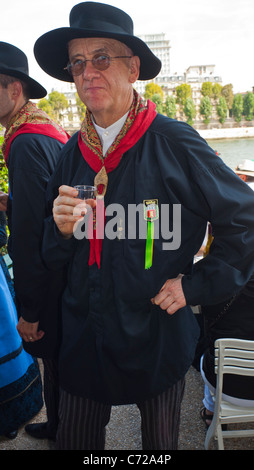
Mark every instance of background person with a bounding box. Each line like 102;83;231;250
0;42;69;440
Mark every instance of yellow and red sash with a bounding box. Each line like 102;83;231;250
2;101;69;164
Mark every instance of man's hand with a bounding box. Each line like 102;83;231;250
0;191;8;212
53;185;96;238
17;317;45;343
151;274;186;315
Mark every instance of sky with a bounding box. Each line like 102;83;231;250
1;0;254;94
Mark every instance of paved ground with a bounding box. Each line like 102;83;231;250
1;365;253;452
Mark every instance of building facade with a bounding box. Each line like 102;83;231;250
60;83;81;134
134;34;222;120
135;33;171;95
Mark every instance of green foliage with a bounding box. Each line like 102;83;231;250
144;82;163;100
75;92;86;120
221;84;234;110
243;92;254;121
201;82;213;98
232;94;244;123
216;96;228;124
48;91;68;114
212;83;222;100
183;97;196;125
0;135;8;193
38;91;68;122
200;96;213;124
150;93;163;114
164;95;177;118
37;98;55;119
175;84;192;106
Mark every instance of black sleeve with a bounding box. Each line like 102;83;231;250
154;118;254;305
7;134;64;322
42;135;81;271
171;123;254;305
0;211;7;248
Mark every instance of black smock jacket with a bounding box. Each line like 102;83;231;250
43;115;254;405
7;133;66;358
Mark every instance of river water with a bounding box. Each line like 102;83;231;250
206;137;254;171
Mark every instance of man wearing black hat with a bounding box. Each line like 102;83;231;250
0;42;69;440
35;2;254;450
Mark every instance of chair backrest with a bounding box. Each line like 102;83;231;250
205;338;254;450
214;338;254;397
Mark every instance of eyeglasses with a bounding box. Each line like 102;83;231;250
64;53;132;77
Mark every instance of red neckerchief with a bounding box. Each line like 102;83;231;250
2;101;69;164
78;90;157;268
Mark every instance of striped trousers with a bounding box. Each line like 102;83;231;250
56;377;185;450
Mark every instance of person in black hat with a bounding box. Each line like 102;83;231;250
35;2;254;450
0;41;69;441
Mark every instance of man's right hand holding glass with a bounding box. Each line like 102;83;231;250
53;185;96;238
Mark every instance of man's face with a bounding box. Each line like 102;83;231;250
0;82;15;127
68;37;140;127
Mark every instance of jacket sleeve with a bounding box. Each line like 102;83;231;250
0;211;7;248
156;119;254;306
42;142;78;271
7;134;64;322
181;126;254;305
42;215;76;270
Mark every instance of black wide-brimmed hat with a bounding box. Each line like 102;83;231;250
0;42;46;99
34;1;161;82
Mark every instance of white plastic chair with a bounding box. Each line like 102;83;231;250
205;338;254;450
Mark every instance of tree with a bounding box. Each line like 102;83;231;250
37;98;55;119
243;92;254;121
150;93;163;114
48;91;68;122
164;95;177;118
175;83;192;106
200;96;213;124
183;97;196;125
0;135;8;193
232;94;244;123
217;96;228;124
144;82;163;100
221;84;234;111
75;92;86;121
201;81;213;98
212;83;222;100
38;91;68;123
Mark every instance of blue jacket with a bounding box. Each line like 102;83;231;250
43;115;254;404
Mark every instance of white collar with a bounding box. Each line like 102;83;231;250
92;112;129;156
